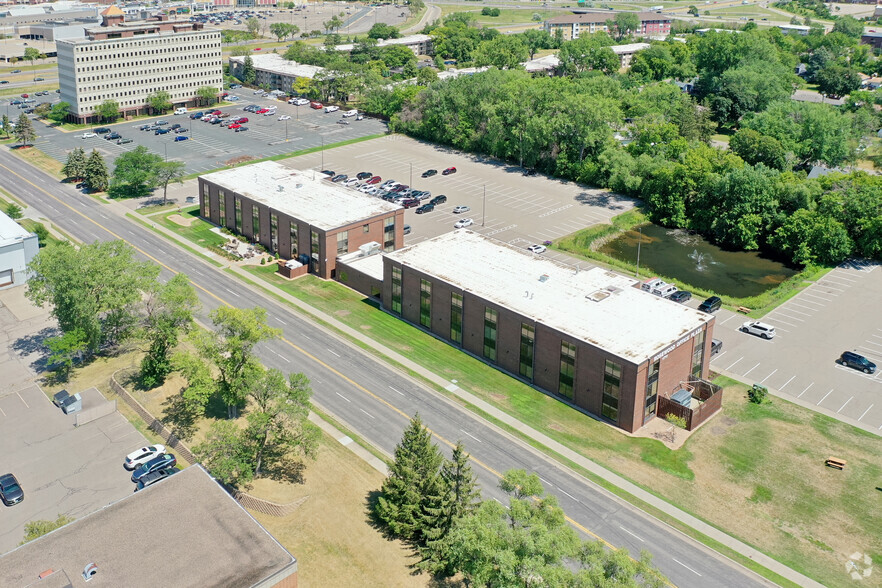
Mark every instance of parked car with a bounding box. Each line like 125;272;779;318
336;119;349;125
81;132;97;138
292;98;310;105
356;113;364;121
0;473;23;506
669;290;692;303
234;126;249;132
174;135;189;142
403;224;411;235
95;127;111;134
838;351;877;374
190;112;204;119
342;109;358;118
454;218;474;228
278;115;291;121
415;203;435;214
135;467;178;492
319;169;335;177
236;117;249;123
402;198;420;209
156;120;169;125
711;339;723;356
452;205;470;214
20;93;28;98
741;321;776;340
697;296;722;313
170;123;181;129
131;453;177;483
117;137;133;144
422;169;437;178
430;195;447;205
652;283;678;298
527;244;547;254
343;178;359;187
324;105;339;113
442;167;457;175
104;132;121;140
174;127;188;134
331;174;348;183
310;101;323;109
124;444;166;470
154;128;170;135
356;171;373;180
256;108;269;114
523;169;538;176
366;176;382;185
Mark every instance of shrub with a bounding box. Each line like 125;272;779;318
748;384;768;404
665;414;687;429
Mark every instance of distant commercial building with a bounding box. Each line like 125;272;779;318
382;231;720;433
776;24;810;36
0;210;38;290
228;54;324;94
861;31;882;50
198;161;404;279
544;12;671;41
523;43;651;73
0;466;299;588
56;6;222;123
331;34;434;56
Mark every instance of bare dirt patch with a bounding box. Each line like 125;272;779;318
167;213;197;227
225;155;254;166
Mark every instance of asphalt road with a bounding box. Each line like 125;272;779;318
0;148;772;588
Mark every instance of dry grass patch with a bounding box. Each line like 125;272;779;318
12;146;65;179
251;432;431;588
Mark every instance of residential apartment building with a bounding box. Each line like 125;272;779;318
198;161;404;279
331;34;434;56
544;11;671;41
382;231;720;433
228;54;323;94
56;6;222;122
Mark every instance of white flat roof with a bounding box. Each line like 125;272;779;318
0;210;32;248
228;54;324;79
330;34;431;53
385;231;712;364
201;161;400;231
341;251;385;280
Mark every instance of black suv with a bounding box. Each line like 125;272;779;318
838;351;876;374
430;195;447;205
698;296;722;313
105;132;121;140
95;127;111;134
415;203;435;214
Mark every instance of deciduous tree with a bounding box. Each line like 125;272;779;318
96;99;119;123
246;17;260;38
139;273;199;389
195;85;217;107
152;160;186;204
48;102;70;123
146;91;171;114
110;145;162;198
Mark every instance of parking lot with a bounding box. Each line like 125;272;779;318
30;93;387;175
276;134;636;258
710;259;882;431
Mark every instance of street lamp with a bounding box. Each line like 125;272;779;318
482;185;486;227
409;162;412;186
164;142;168;162
321;136;324;171
285;118;288;142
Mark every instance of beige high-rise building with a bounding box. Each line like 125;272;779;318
57;6;222;123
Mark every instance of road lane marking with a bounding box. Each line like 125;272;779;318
672;558;702;576
389;386;404;396
539;476;553;487
269;348;290;363
1;160;671;585
326;348;341;357
858;404;874;421
726;356;743;370
797;383;814;398
359;408;375;419
558;488;578;502
742;362;761;377
16;392;29;408
619;526;645;542
459;429;481;443
335;392;351;402
778;375;796;391
759;369;777;384
817;389;834;406
224;287;240;297
837;396;854;413
275;317;287;326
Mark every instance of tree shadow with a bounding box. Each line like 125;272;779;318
261;455;307;485
160;393;200;443
12;326;59;372
574;191;629;209
204;392;230;420
364;488;400;540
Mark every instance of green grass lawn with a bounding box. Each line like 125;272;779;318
154;206;228;249
0;83;55;98
17;218;65;247
233;262;882;587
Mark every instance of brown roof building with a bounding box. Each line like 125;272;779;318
545;11;672;41
0;465;298;588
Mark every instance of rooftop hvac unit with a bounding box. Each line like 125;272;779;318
358;241;381;256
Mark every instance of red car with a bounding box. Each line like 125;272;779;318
20;93;28;98
442;167;457;175
210;110;222;116
256;108;269;114
310;101;323;109
236;117;248;123
366;176;382;185
228;123;241;129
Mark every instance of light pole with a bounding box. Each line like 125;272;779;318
636;226;642;277
482;185;486;226
409;162;412;186
164;142;167;162
321;136;324;171
285;118;288;142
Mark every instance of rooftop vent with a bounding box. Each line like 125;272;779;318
538;274;550;283
277;185;284;192
586;290;611;302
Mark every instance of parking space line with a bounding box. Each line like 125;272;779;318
759;369;778;384
768;312;804;322
711;350;727;361
742;362;761;376
16;391;29;408
837;396;854;413
0;405;5;417
858;404;874;421
788;302;819;312
726;356;743;370
816;282;847;292
778;375;796;391
802;292;834;302
719;314;739;325
829;272;858;282
797;382;814;398
817;389;834;405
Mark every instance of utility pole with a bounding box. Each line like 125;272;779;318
636;226;642;277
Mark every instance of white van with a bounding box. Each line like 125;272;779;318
654;283;678;298
641;277;663;293
174;107;187;115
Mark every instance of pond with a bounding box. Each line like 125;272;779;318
599;224;798;298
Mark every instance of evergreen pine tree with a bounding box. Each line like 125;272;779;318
1;114;9;138
243;55;256;85
84;149;108;192
417;441;481;575
14;113;35;146
375;414;444;542
62;147;87;181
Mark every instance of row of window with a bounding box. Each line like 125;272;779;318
79;80;222;105
78;77;221;94
77;63;221;83
75;34;220;53
76;58;221;73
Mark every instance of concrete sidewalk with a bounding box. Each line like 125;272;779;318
125;202;821;588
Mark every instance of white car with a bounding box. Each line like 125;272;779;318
342;109;358;118
343;178;360;187
741;321;776;340
454;218;474;229
358;184;373;193
294;98;310;106
253;89;264;94
227;95;240;101
324;105;339;113
452;205;470;214
527;244;547;254
124;444;166;470
367;187;380;195
82;132;97;138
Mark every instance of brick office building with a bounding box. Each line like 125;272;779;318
198;161;404;279
544;11;672;41
382;231;717;433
